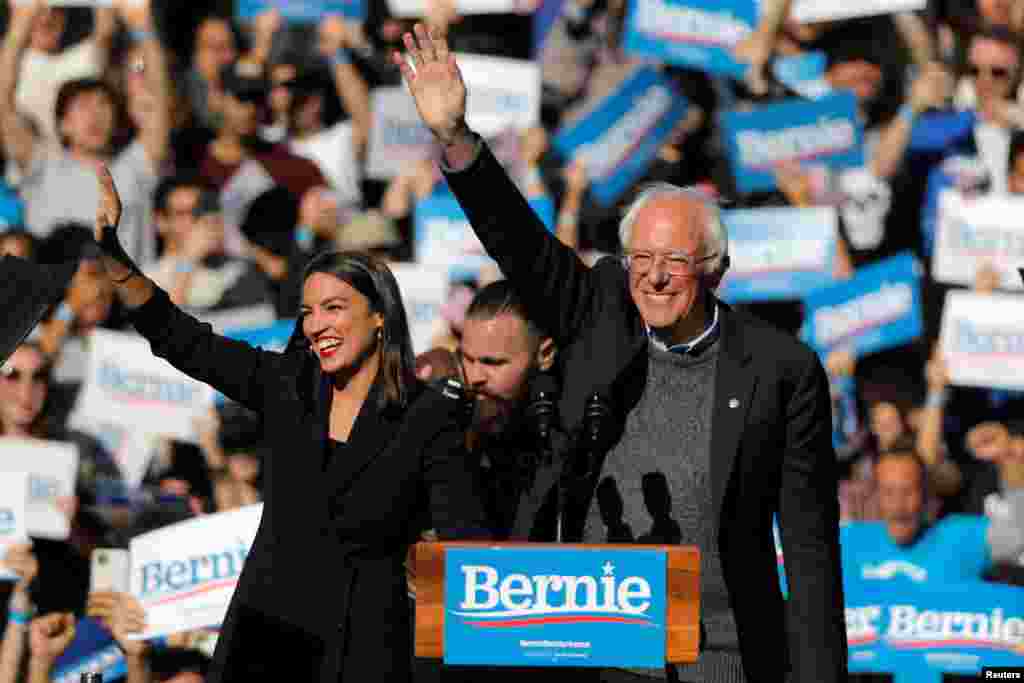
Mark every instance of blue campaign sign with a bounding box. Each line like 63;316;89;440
718;206;837;302
771;51;832;100
224;319;296;353
416;192;555;282
52;617;127;683
802;251;923;357
238;0;365;21
622;0;756;79
214;319;295;404
552;67;689;207
844;579;1024;683
444;546;667;667
777;520;1024;682
720;91;864;194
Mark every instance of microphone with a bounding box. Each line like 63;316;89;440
439;376;475;429
526;373;560;461
574;392;613;478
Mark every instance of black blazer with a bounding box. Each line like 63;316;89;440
442;143;848;683
130;289;486;683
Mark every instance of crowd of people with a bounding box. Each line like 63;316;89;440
0;0;1022;680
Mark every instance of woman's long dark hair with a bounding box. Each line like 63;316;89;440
0;341;54;439
288;251;418;414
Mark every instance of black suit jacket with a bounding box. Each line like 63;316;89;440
130;288;486;683
442;142;848;683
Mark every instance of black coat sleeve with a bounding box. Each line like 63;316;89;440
778;350;848;683
441;142;601;346
421;424;490;541
129;287;276;413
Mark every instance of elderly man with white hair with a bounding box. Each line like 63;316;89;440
397;24;847;683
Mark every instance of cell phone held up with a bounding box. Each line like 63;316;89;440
89;548;129;594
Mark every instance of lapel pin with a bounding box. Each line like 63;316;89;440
728;398;739;409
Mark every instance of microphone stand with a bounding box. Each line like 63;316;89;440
557;392;613;543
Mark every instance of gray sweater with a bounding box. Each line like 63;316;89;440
582;340;746;682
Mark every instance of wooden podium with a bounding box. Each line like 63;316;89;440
414;542;701;664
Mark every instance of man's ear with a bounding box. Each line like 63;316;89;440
704;254;730;291
537;337;556;371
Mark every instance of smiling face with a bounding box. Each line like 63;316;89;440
301;272;384;377
625;195;712;339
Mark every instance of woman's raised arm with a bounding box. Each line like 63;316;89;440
92;163;277;411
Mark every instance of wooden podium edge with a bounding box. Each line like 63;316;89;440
413;542;700;664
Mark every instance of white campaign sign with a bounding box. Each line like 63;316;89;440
939;290;1024;392
0;440;78;540
130;504;263;639
64;417;159;490
219;160;275;259
457;54;540;137
387;0;525;16
790;0;924;23
0;473;29;581
390;263;450;355
366;87;436;180
72;330;217;444
933;190;1024;291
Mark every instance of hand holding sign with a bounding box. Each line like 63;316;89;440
87;590;119;630
394;24;468;147
110;593;148;658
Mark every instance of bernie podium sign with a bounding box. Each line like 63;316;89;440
416;542;699;668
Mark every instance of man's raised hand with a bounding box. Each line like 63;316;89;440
391;24;468;146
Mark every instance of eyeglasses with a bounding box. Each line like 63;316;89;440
621;249;718;276
968;64;1013;80
0;366;50;384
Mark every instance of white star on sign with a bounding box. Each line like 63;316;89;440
602;561;615;576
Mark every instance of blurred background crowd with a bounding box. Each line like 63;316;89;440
0;0;1023;680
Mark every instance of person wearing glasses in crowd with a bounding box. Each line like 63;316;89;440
89;162;487;683
397;25;847;683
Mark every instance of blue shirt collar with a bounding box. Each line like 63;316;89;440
647;301;720;355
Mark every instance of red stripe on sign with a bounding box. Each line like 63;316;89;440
466;615;653;628
847;636;878;647
148;578;238;607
